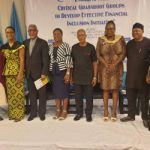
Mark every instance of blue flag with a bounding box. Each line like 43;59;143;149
10;2;23;42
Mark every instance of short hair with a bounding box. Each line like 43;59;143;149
28;24;38;30
106;20;116;29
53;28;63;35
5;26;15;32
77;29;86;35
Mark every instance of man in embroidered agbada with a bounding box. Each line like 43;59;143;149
120;23;150;128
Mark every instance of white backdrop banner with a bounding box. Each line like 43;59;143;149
25;0;150;45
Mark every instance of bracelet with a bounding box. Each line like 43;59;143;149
66;72;70;75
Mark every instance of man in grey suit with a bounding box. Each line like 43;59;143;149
24;24;49;121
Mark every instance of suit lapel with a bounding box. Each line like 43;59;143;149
26;39;30;59
30;38;39;57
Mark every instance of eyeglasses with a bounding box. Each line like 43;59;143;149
106;28;115;31
6;32;14;34
28;29;37;32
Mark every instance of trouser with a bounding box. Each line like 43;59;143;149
75;84;93;117
127;85;149;120
28;75;47;117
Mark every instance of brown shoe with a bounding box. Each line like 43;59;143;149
53;109;61;120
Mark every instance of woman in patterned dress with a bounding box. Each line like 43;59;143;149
1;26;25;122
96;21;126;121
0;48;6;121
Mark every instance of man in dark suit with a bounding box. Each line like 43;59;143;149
24;24;49;121
120;23;150;128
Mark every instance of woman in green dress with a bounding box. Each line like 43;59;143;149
1;26;25;122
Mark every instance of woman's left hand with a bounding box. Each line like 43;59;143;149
64;74;70;84
91;77;97;87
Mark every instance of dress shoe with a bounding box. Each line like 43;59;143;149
111;117;117;122
74;114;83;121
40;116;45;121
0;116;4;121
59;110;67;121
27;116;37;121
53;109;61;120
143;120;149;128
120;116;135;122
14;119;22;122
86;116;92;122
111;112;117;122
103;110;109;122
148;121;150;131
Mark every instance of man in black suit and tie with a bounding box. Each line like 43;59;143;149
24;24;49;121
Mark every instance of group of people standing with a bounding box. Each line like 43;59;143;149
0;21;150;129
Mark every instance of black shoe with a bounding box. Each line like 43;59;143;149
0;116;3;121
86;116;92;122
40;116;45;121
143;120;149;128
74;114;83;121
148;121;150;131
27;116;37;121
120;116;135;122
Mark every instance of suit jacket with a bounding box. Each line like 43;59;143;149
24;37;49;79
126;37;150;89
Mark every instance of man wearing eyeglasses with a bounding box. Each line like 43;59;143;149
23;24;49;121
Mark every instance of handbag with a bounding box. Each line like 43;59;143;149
146;66;150;84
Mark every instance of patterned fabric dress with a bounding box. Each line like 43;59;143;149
0;52;6;89
0;52;7;106
96;35;126;90
1;42;25;119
